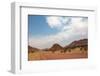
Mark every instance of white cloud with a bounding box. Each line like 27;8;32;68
29;16;88;49
71;18;88;36
46;16;62;28
46;16;71;29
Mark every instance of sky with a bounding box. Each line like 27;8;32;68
28;15;88;49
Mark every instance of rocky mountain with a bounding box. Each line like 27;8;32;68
48;43;63;52
28;39;88;53
64;39;88;49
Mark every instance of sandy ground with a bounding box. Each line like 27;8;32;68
28;51;88;61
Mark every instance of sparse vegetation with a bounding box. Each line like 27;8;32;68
28;39;88;61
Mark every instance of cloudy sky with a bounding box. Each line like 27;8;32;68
28;15;88;49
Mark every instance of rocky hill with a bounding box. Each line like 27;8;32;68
28;46;39;53
28;39;88;53
48;43;63;52
64;39;88;49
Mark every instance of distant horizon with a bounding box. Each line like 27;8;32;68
28;38;88;49
28;15;88;49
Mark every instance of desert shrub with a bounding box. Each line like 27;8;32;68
28;50;35;53
51;50;56;53
84;47;87;51
80;47;83;51
63;49;68;53
60;50;64;53
68;49;71;52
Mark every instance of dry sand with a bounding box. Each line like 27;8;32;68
28;50;88;61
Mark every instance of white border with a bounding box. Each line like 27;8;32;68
11;2;96;74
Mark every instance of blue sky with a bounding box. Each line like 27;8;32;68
28;15;59;37
28;15;88;49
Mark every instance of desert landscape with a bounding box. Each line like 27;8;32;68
28;15;88;61
28;39;88;61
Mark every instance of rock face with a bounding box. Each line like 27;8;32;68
64;39;88;52
48;43;63;52
65;39;88;49
28;46;39;53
